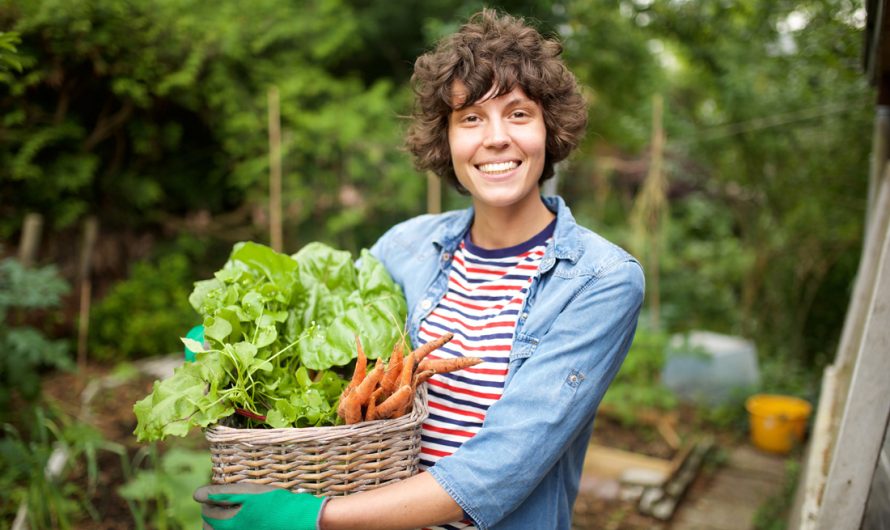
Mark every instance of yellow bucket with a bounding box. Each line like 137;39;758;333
745;394;812;454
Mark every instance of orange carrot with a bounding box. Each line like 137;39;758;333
381;341;404;395
340;393;363;424
337;336;370;422
412;369;435;388
416;356;483;374
351;358;384;406
411;332;454;362
365;387;386;422
372;385;413;420
351;335;368;387
400;351;415;389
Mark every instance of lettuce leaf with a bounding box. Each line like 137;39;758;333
133;242;407;442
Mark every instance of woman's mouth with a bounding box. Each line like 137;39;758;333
476;161;520;175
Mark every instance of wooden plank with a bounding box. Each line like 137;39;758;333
834;164;890;375
790;363;838;530
638;440;711;520
799;162;890;526
816;204;890;530
583;443;672;481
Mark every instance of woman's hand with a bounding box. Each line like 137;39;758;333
195;484;325;530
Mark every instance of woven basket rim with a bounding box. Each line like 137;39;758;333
205;385;428;444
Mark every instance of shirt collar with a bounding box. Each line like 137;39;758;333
431;195;584;264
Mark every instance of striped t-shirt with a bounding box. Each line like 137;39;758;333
417;219;555;530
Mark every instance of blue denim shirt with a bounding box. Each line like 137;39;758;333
369;196;644;530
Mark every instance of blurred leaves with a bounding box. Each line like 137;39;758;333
0;0;874;382
0;258;73;422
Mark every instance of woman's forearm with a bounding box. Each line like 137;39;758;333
319;471;464;530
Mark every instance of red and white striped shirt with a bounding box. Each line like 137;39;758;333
417;221;554;530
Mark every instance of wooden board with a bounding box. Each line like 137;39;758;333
583;443;673;484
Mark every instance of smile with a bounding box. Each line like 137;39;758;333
476;161;520;174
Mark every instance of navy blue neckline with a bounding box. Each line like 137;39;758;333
463;218;556;259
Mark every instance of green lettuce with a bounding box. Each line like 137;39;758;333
133;242;407;442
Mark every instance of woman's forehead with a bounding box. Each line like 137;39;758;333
450;79;530;109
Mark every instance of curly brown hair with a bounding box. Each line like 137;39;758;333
406;9;587;192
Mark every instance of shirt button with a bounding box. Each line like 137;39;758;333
569;374;579;383
441;252;451;261
521;312;529;320
421;299;432;310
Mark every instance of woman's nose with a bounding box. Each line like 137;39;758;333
482;121;511;149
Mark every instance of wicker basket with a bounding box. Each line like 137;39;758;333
205;386;427;496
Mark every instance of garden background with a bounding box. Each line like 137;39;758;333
0;0;872;528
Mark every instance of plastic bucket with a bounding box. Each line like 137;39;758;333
745;394;812;454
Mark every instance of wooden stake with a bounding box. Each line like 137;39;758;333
77;217;98;373
426;171;441;214
630;94;667;328
17;213;43;267
268;86;283;252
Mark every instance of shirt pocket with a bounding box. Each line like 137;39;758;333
506;332;538;387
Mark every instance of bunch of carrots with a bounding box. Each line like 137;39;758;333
337;332;482;424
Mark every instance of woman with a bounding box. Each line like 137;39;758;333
201;9;644;530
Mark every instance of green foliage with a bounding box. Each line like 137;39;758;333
638;0;870;367
89;254;198;361
0;0;425;250
0;406;128;529
601;321;677;424
660;194;752;334
0;0;873;428
560;0;870;377
134;242;408;441
0;30;22;76
0;258;73;422
119;446;211;530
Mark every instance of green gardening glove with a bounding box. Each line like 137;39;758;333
196;485;325;530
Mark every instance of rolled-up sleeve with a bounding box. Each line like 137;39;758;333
427;259;644;529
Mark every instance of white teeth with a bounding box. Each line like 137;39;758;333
478;161;519;173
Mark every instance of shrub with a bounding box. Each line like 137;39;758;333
90;254;198;361
0;257;73;422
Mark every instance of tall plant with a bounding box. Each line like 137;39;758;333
0;257;73;423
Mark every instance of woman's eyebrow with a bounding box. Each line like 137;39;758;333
504;97;536;109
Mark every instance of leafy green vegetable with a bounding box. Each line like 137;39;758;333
133;242;407;442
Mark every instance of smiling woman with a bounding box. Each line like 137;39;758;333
447;82;550;248
197;9;644;530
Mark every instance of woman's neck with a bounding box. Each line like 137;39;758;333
469;195;555;250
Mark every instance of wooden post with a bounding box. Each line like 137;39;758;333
17;213;43;267
427;171;442;214
268;86;283;252
867;107;890;231
649;95;664;329
791;363;839;529
76;217;98;373
630;94;666;328
834;164;890;393
815;200;890;530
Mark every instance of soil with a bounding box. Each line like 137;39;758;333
35;361;734;530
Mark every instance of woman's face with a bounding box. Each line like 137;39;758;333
448;81;547;214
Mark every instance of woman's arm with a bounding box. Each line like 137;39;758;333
321;471;463;530
426;259;645;528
